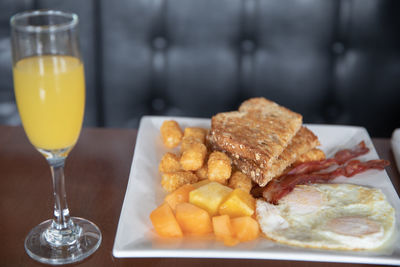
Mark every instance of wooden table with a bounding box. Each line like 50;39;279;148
0;125;399;267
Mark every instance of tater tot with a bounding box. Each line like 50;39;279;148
160;120;183;148
293;148;326;165
183;127;207;144
207;151;232;183
180;136;199;153
195;164;208;180
159;152;181;173
228;171;252;193
161;171;198;192
180;143;207;171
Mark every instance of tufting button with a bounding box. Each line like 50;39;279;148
332;42;345;55
153;37;167;50
152;98;166;111
241;39;255;53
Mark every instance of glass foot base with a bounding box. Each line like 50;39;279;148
25;217;102;265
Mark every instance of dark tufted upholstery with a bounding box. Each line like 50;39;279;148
0;0;399;137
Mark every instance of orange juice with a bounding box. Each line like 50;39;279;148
13;55;85;150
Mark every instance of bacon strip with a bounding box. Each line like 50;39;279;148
262;141;389;204
287;141;369;176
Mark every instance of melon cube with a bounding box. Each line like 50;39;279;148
149;203;183;237
175;203;213;235
231;216;259;242
165;184;195;212
189;182;232;216
212;215;239;246
219;188;255;217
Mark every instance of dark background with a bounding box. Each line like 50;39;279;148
0;0;399;137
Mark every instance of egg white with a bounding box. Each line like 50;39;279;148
256;183;395;250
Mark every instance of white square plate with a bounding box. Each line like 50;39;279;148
391;129;400;174
113;116;400;265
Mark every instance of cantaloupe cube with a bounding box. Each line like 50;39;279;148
191;179;211;188
189;182;232;216
219;188;255;217
212;215;239;246
212;215;232;240
231;216;259;242
165;184;195;211
175;203;213;235
150;203;183;237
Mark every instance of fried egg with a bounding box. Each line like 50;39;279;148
256;183;396;250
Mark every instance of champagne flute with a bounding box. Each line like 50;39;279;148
10;10;101;265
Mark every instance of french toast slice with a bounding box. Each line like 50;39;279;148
208;98;302;170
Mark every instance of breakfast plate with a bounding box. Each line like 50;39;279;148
113;116;400;265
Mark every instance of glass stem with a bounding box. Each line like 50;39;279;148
44;156;80;247
49;158;71;229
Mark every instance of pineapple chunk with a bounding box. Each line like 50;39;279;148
219;189;255;217
189;182;232;216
